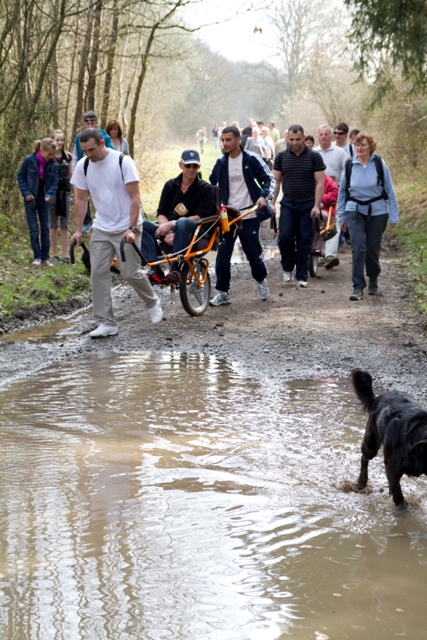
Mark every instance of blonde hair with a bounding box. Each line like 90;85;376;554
34;138;56;153
354;132;377;154
49;129;71;158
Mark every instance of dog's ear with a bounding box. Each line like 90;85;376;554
409;440;427;456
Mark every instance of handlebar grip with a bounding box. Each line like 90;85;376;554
70;239;76;264
119;238;147;266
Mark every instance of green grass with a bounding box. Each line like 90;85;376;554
394;179;427;316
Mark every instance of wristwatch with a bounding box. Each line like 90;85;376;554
128;226;137;233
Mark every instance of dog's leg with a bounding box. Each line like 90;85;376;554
357;455;369;490
385;465;406;507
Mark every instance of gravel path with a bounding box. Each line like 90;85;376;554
1;238;426;401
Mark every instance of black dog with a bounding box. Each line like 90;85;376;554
352;369;427;507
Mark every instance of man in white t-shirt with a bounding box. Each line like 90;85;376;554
209;126;275;305
70;129;162;337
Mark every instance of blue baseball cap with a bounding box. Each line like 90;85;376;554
181;149;201;165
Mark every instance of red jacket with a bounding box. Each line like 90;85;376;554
322;174;338;211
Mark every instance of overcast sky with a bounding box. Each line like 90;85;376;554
184;1;271;64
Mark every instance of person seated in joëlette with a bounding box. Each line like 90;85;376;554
141;150;215;285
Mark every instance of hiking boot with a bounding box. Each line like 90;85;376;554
283;271;293;283
368;280;378;295
162;269;181;285
296;281;308;288
147;268;164;285
89;324;119;338
349;288;364;301
257;280;270;301
209;291;230;306
148;297;163;325
324;256;340;270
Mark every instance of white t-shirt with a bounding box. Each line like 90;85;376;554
314;144;347;185
71;149;141;232
227;153;254;218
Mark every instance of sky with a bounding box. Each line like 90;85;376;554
184;1;271;65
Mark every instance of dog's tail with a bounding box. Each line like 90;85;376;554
351;369;376;412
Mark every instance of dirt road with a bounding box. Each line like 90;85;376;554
1;238;426;400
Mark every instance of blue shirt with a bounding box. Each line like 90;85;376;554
337;155;399;224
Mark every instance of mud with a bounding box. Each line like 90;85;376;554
1;238;427;402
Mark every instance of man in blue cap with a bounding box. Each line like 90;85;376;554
142;150;215;284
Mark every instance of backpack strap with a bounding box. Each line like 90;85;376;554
83;152;125;180
345;153;388;216
345;157;352;202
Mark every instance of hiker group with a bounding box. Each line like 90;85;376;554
16;113;398;337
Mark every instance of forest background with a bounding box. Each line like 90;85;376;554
2;0;427;318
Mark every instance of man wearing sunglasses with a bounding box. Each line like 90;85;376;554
72;110;115;232
141;150;215;285
332;122;355;158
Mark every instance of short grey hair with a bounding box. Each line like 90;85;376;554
317;124;333;134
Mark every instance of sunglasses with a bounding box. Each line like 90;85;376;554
334;131;345;135
183;163;200;169
84;118;97;123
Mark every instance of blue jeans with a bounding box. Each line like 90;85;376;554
346;210;388;290
278;198;314;282
141;218;198;263
24;195;50;260
215;217;267;292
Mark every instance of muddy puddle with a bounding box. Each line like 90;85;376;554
1;351;427;639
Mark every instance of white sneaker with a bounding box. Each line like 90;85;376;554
33;258;41;266
210;291;230;306
148;297;163;324
257;280;270;301
296;281;308;288
89;324;118;338
283;271;292;282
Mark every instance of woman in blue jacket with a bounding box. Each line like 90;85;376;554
338;133;398;300
17;138;59;266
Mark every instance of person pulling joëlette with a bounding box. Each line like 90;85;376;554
209;125;275;305
70;128;162;337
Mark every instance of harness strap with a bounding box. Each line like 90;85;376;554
347;194;385;218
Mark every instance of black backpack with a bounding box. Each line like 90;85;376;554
345;154;388;209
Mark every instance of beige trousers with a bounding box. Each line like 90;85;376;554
90;226;158;328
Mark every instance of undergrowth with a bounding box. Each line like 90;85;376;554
394;178;427;317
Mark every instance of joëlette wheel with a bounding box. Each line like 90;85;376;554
179;259;211;316
309;253;319;277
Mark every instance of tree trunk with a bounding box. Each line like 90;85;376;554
100;0;118;129
72;5;93;136
86;0;103;111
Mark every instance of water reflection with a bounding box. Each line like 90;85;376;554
0;352;427;639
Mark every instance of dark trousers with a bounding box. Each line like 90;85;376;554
346;210;389;290
278;198;314;282
215;217;267;292
24;195;50;260
141;218;198;262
